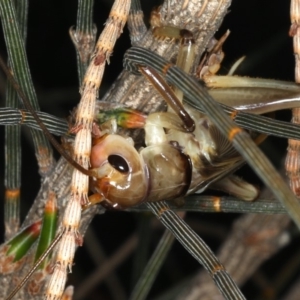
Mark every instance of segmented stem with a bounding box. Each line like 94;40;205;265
4;0;27;241
0;108;69;136
128;195;286;214
70;0;96;83
4;100;300;142
147;201;246;300
0;0;54;176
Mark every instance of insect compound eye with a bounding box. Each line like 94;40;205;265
108;154;129;173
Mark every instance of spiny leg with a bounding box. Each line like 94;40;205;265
286;0;300;197
205;75;300;114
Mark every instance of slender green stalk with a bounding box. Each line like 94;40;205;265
34;192;58;269
0;0;54;177
6;219;42;262
4;0;28;241
4;120;21;240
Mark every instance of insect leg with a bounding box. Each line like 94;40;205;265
286;0;300;196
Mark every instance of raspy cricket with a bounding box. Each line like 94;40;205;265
1;0;300;299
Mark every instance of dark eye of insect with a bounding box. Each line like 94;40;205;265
108;155;129;173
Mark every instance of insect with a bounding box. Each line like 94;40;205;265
0;0;300;298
